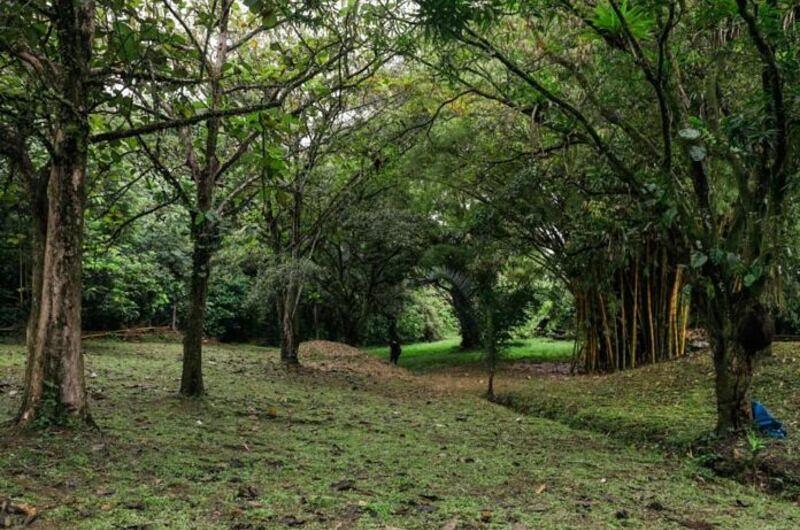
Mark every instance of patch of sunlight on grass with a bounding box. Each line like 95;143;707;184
365;336;574;372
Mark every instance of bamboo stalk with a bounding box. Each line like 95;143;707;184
667;272;676;360
680;296;690;357
660;248;669;360
598;292;615;371
669;266;684;358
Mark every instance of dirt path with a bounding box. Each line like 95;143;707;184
412;358;572;397
301;340;571;399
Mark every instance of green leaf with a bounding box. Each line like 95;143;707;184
744;263;763;287
593;0;654;39
688;145;707;162
690;251;708;269
112;21;139;61
679;128;701;141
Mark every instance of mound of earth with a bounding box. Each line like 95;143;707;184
299;340;411;380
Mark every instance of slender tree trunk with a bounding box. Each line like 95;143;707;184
631;256;638;368
279;283;300;365
180;239;212;397
486;338;497;400
179;0;231;396
313;303;320;339
18;172;49;423
483;304;497;400
340;312;361;345
17;0;94;427
710;300;773;436
280;190;303;365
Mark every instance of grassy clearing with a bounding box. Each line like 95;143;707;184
497;344;800;450
496;343;800;495
366;336;574;372
1;341;799;528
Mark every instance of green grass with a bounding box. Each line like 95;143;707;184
499;343;800;465
366;336;574;372
1;341;799;528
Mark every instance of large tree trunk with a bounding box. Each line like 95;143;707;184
710;300;774;436
18;161;90;425
17;0;94;427
180;239;212;397
450;288;480;350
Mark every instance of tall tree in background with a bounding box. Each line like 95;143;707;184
428;217;534;400
260;99;366;365
259;71;433;362
316;193;431;345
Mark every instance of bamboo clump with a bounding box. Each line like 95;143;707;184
572;248;690;373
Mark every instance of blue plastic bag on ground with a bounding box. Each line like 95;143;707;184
751;400;787;439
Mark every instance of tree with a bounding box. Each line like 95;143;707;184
422;245;482;350
0;0;365;420
256;64;439;356
429;247;534;399
315;194;432;345
0;0;100;425
414;0;799;436
127;0;382;391
258;80;389;364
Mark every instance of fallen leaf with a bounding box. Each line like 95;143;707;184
441;517;458;530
